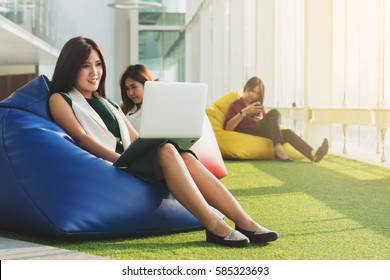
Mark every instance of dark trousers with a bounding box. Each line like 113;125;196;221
251;109;314;160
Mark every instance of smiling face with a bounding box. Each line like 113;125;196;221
243;85;262;105
74;49;103;97
125;77;144;106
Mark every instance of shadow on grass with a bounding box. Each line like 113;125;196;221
226;155;390;239
78;238;267;256
1;155;389;259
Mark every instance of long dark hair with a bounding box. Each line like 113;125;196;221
243;76;265;103
120;64;152;114
50;36;107;98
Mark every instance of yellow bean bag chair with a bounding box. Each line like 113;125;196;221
206;91;304;160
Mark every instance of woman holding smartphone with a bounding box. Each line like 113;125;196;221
224;76;328;162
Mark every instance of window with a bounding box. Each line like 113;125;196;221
138;0;185;81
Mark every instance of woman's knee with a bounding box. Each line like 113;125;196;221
158;143;178;160
281;128;297;141
262;109;281;126
267;109;281;119
281;128;293;136
159;144;198;169
181;151;198;166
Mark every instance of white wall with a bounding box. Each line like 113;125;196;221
304;0;332;145
255;0;275;106
0;65;35;75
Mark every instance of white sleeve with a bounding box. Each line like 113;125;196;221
126;109;142;132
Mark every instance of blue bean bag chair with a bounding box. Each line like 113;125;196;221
0;75;204;239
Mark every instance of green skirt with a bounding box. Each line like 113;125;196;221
124;140;197;183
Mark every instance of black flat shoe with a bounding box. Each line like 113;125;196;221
235;225;279;244
275;153;293;162
314;138;329;162
206;230;250;247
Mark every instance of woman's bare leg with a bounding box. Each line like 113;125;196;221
156;144;232;237
180;153;260;232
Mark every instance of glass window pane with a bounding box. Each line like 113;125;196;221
139;30;185;81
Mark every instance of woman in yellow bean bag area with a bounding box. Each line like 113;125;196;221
207;76;328;162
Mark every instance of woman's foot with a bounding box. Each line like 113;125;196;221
312;138;329;162
206;230;250;247
235;225;279;244
204;217;249;247
274;144;292;162
275;153;293;162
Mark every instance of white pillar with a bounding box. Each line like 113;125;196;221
228;0;244;91
255;0;275;105
114;9;131;100
129;9;139;64
304;0;333;146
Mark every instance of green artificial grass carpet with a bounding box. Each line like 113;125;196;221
1;155;390;259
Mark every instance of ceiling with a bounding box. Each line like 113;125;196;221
0;16;59;66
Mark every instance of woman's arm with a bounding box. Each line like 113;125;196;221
118;107;139;142
49;93;121;163
224;102;263;131
224;111;246;131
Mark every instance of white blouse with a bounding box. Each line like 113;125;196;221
126;106;142;132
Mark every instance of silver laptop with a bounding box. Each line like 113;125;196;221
114;81;208;168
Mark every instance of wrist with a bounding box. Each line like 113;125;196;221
239;110;246;117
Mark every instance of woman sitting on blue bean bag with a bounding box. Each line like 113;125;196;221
48;36;279;247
